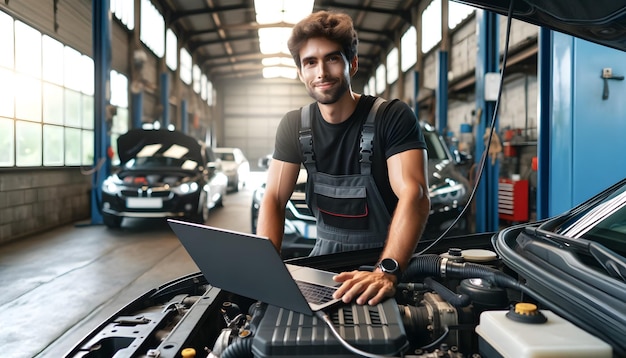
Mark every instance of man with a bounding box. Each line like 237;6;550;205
256;10;430;306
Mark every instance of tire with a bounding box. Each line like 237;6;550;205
233;175;240;192
192;204;209;224
103;213;123;229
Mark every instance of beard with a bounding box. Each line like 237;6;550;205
306;77;350;104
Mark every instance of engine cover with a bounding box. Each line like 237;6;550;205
251;299;407;357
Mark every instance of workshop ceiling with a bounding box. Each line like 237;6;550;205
154;0;626;82
154;0;420;82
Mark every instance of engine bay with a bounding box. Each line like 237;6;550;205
68;234;612;358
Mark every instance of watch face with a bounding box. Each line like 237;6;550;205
380;258;398;272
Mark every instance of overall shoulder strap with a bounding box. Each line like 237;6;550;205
360;97;387;174
299;103;316;173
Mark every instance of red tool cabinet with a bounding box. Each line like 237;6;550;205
498;178;529;222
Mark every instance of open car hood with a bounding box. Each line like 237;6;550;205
116;129;204;165
456;0;626;52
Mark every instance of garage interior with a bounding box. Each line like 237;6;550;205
1;0;625;357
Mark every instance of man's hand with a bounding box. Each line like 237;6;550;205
332;270;396;306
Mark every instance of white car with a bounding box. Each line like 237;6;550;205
213;147;250;192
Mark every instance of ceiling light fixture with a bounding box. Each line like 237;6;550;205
254;0;313;79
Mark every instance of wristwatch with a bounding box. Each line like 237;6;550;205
377;258;401;282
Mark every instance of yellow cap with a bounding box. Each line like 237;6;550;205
181;348;196;358
515;302;538;315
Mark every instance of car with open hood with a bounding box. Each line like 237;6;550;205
100;128;228;228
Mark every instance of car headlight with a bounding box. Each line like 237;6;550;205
429;179;467;205
102;177;122;194
171;181;199;195
253;186;265;203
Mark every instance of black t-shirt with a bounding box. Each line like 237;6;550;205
273;95;426;214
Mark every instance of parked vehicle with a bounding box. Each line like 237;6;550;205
250;122;471;257
214;147;250;192
100;128;227;228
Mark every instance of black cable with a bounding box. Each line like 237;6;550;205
315;310;402;358
416;0;517;257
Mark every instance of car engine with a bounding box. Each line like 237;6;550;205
69;242;611;358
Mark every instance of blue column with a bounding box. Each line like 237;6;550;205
181;100;188;134
91;0;111;225
160;72;170;128
131;92;143;129
536;27;552;220
474;10;499;232
436;50;448;133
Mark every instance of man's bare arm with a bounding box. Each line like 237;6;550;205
256;159;301;252
379;148;430;271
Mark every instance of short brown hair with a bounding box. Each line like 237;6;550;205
288;10;358;68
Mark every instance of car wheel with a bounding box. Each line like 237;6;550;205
192;204;209;224
230;173;241;192
250;208;258;234
103;213;122;229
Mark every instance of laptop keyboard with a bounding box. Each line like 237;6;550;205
296;280;337;305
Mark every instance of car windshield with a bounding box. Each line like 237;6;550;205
423;131;450;161
217;152;235;161
553;183;626;257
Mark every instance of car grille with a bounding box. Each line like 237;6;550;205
121;187;173;198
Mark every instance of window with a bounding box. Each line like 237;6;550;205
110;70;129;165
449;2;474;29
0;117;14;166
0;10;14;69
201;74;208;100
386;48;399;84
375;64;386;94
111;0;134;30
16;121;42;167
42;35;64;85
140;0;164;57
166;28;178;70
207;80;214;106
15;20;41;78
401;26;417;72
422;0;442;53
0;11;95;167
193;64;201;94
180;48;192;85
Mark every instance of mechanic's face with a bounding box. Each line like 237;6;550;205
297;37;357;104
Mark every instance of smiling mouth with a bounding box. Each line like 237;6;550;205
315;81;335;90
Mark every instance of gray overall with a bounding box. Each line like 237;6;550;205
299;98;392;256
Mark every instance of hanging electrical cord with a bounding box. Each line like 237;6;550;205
415;0;516;257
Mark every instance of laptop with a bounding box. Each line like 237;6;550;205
167;219;343;315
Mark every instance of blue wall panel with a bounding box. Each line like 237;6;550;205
549;33;626;216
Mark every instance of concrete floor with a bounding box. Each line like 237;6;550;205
0;173;265;358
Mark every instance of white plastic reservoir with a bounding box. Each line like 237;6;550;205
475;304;612;358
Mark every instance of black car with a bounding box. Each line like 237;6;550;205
250;122;471;257
100;128;228;228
